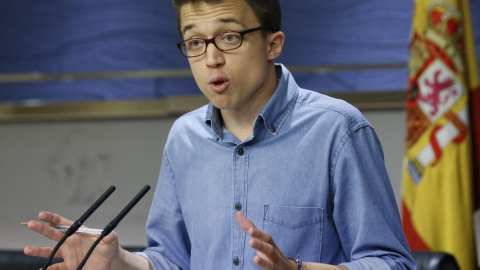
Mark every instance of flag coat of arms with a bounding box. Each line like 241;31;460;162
401;0;479;269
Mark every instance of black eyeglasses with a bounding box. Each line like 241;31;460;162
177;26;273;58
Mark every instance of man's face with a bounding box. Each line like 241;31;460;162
179;0;276;113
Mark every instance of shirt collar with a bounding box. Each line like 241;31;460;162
205;64;298;139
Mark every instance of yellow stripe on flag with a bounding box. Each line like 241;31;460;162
401;0;478;269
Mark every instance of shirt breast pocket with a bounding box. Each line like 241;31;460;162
262;205;324;262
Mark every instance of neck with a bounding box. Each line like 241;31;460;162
221;65;278;141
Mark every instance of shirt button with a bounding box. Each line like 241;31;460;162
233;257;240;266
238;148;244;156
235;202;242;211
270;126;277;133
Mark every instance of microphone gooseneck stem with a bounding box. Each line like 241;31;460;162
76;185;151;270
42;185;116;270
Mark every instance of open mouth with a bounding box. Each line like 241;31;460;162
209;77;230;92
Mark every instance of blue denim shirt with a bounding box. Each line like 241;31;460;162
139;64;415;270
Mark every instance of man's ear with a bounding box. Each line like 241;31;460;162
267;31;285;60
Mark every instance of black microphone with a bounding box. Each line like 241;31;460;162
76;185;151;270
42;185;116;270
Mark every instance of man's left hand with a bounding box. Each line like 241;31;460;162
235;212;297;270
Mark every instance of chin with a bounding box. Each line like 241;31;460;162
208;96;234;110
211;102;232;110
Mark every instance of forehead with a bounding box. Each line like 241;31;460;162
179;0;259;35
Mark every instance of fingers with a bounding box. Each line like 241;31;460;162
235;212;278;248
250;238;275;256
101;230;119;246
235;211;257;234
25;246;70;270
253;254;278;269
254;254;296;270
38;211;74;226
26;220;66;242
235;212;294;269
39;262;68;270
250;238;282;264
24;246;57;259
250;238;293;270
25;212;75;242
235;212;266;241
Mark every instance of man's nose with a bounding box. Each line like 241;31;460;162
204;42;225;68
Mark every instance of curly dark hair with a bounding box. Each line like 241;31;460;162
172;0;281;37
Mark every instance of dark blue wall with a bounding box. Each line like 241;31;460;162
0;0;478;103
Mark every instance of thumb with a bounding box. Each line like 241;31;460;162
101;230;119;245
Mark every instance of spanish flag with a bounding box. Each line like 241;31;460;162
401;0;479;269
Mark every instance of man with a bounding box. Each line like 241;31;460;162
24;0;416;269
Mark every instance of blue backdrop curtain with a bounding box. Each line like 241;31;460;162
0;0;478;103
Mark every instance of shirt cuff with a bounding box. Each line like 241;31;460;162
339;257;391;270
133;251;180;270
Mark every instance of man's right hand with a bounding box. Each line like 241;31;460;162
24;211;121;270
24;211;153;270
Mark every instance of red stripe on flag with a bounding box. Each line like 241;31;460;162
469;86;480;210
402;200;430;251
430;126;443;166
445;111;468;144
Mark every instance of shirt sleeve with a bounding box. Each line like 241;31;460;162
331;123;416;270
141;151;191;270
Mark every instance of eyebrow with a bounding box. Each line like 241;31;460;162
182;17;247;36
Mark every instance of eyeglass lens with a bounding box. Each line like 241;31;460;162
181;32;243;57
